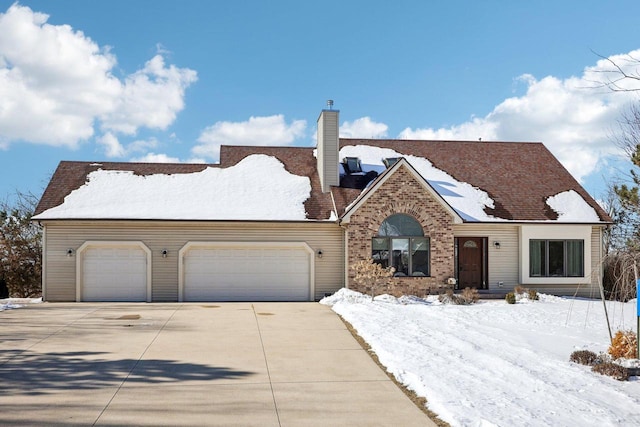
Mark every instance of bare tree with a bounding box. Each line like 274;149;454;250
599;103;640;301
602;252;639;302
0;192;42;298
591;51;640;92
611;104;640;250
600;186;627;254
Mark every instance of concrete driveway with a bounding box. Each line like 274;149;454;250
0;302;435;426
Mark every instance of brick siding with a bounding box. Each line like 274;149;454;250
346;165;456;297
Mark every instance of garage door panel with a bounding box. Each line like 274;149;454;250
183;245;311;302
82;246;147;302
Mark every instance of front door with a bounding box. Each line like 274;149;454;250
456;237;486;289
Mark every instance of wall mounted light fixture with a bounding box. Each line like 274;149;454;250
493;241;501;249
317;249;323;258
66;248;74;257
161;249;168;258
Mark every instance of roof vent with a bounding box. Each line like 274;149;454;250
342;157;362;174
326;99;334;110
382;157;400;168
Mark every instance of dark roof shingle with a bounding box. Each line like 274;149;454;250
338;138;610;222
34;139;610;223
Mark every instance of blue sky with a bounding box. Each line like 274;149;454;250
2;1;640;202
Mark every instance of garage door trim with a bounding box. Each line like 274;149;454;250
76;241;152;302
178;241;315;302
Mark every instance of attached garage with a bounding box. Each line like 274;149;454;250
77;242;152;302
179;242;314;302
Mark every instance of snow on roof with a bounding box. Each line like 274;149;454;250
340;145;502;221
545;190;600;222
33;155;312;221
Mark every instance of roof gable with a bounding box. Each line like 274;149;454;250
341;158;463;224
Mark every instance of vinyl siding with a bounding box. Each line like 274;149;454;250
41;220;344;302
500;226;603;298
453;223;519;291
317;110;339;192
453;224;605;297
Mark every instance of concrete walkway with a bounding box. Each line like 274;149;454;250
0;302;436;426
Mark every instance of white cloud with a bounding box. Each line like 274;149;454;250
340;117;388;138
398;50;640;183
128;137;159;153
97;132;125;158
130;152;181;163
128;151;206;164
193;114;306;161
0;4;196;148
100;55;197;135
399;117;498;141
97;134;160;158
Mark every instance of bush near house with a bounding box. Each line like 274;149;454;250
351;259;395;300
569;350;630;381
438;287;479;305
513;285;539;301
569;332;636;382
608;330;638;360
505;292;516;304
569;350;601;366
592;362;630;381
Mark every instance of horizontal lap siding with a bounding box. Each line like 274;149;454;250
451;224;605;297
509;226;603;299
42;221;344;302
453;224;519;291
588;226;604;297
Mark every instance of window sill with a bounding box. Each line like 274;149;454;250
522;276;588;285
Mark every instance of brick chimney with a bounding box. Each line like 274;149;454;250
317;102;339;193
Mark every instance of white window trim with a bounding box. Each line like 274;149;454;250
519;225;591;285
76;241;152;302
178;241;315;302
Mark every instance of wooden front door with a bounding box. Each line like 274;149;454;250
457;237;486;289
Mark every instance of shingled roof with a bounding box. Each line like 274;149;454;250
338;138;610;222
34;139;611;223
34;161;213;217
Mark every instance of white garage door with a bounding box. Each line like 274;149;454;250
82;246;148;302
182;244;311;301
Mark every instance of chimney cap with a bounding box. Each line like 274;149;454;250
326;99;334;109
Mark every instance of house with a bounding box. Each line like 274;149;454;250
33;108;611;302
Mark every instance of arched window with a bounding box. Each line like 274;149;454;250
372;214;430;277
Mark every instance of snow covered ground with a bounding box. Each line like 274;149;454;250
0;297;41;311
321;289;640;427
